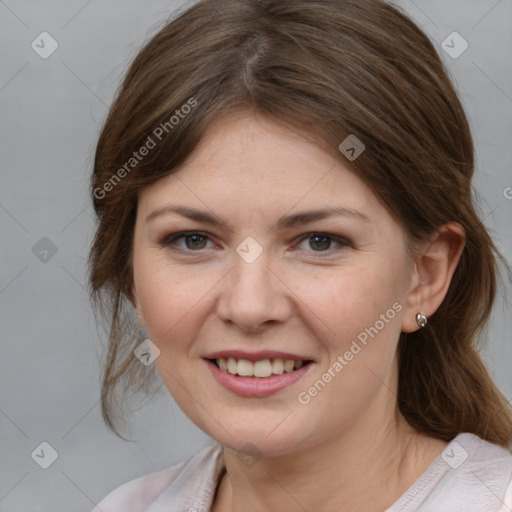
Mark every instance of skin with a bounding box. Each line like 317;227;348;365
131;111;465;512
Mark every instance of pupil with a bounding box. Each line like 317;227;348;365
310;235;330;251
187;234;206;249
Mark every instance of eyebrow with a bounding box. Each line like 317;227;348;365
145;205;370;228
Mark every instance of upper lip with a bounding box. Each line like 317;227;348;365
203;350;313;362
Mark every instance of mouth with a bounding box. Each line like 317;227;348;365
202;350;315;397
207;357;314;378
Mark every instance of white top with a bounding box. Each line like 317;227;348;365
91;433;512;511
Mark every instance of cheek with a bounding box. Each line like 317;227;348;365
295;262;401;335
134;256;217;343
295;269;404;416
135;260;214;404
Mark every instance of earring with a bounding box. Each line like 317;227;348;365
416;313;428;328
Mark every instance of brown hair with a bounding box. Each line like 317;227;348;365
88;0;512;446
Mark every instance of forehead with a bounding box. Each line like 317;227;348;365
138;112;378;215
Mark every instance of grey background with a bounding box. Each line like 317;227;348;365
1;0;511;510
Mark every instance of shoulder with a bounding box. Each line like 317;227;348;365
90;443;223;512
455;432;512;482
425;433;512;511
388;433;512;512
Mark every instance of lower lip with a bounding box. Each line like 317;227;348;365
205;359;313;397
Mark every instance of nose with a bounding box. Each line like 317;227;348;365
216;252;293;334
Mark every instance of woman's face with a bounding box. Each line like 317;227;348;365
132;112;419;456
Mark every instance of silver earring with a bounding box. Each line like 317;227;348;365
416;313;428;328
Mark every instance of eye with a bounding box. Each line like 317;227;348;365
158;230;352;256
294;232;351;254
159;231;215;252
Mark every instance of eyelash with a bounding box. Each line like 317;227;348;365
158;230;352;256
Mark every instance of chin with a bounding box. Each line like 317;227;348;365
200;417;310;458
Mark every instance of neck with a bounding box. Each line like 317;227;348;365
213;393;446;512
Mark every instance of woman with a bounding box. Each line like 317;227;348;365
88;0;512;510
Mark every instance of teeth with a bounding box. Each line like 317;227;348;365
216;357;308;377
254;359;272;377
227;357;237;374
271;359;284;375
237;359;254;376
284;360;295;373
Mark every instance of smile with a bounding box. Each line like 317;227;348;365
212;357;311;378
204;356;314;398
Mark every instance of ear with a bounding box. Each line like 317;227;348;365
401;222;465;333
131;283;146;327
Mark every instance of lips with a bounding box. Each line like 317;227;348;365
203;349;314;397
